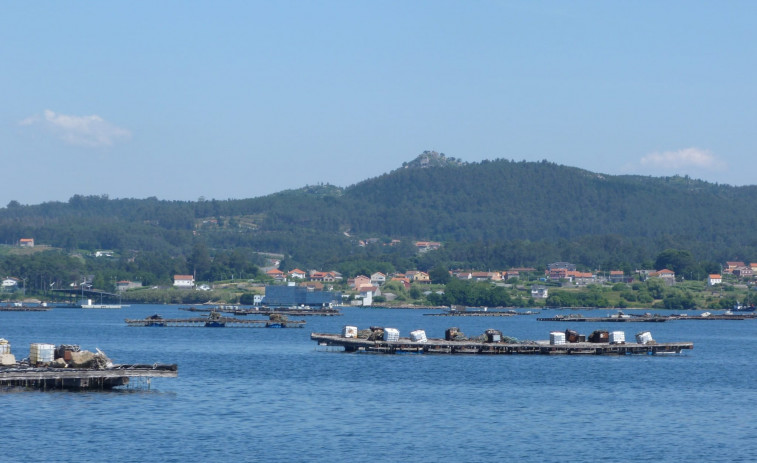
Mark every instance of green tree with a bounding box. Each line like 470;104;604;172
428;265;451;284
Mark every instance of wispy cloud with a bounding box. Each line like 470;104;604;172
639;147;725;170
20;109;131;147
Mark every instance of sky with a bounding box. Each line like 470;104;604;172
2;1;756;206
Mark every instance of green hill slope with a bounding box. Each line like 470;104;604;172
2;153;757;272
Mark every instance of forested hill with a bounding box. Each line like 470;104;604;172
2;155;757;269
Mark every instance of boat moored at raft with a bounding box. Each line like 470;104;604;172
312;326;693;356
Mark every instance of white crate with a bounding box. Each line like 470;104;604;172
409;330;427;343
30;343;55;364
383;328;400;342
610;331;626;344
635;331;654;345
550;331;566;345
342;325;358;338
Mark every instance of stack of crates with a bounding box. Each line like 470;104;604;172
0;339;13;366
635;331;654;345
550;331;566;345
29;343;55;365
0;339;10;355
409;330;427;342
610;331;626;344
383;328;400;342
342;326;358;338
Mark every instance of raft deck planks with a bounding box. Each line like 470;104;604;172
311;333;693;355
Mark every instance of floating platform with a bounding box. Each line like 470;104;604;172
179;306;341;316
537;314;670;322
311;332;693;356
425;310;539;317
670;314;754;321
0;306;51;312
125;313;305;328
0;364;177;390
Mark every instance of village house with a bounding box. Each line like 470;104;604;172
266;268;286;282
18;238;34;248
548;268;569;281
299;281;324;291
2;277;20;290
608;270;626;283
650;269;676;285
708;274;722;286
406;270;431;284
370;272;386;286
724;261;746;274
353;286;376;307
470;271;503;282
349;275;372;290
287;269;306;280
453;271;473;280
414;241;442;253
531;285;548;299
733;267;753;279
569;271;596;286
547;262;576;271
309;270;341;282
116;280;142;291
173;275;195;288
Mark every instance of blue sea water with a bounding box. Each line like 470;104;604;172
1;305;757;463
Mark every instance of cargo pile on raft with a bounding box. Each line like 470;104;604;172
125;311;305;328
0;338;177;390
311;326;693;355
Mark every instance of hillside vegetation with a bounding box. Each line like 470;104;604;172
2;152;757;291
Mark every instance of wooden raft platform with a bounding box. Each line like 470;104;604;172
671;314;754;320
0;364;178;390
310;333;693;355
125;316;305;328
537;315;670;322
425;312;515;317
179;307;341;316
0;306;51;312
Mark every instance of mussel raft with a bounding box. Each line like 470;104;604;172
125;312;305;328
311;327;693;355
0;341;177;390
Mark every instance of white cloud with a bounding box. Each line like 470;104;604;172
640;147;724;170
20;109;131;147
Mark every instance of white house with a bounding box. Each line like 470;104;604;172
370;272;386;286
357;287;375;307
708;274;722;286
287;269;306;280
2;277;20;289
531;285;548;299
173;275;195;288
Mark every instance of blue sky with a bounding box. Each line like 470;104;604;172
2;1;756;206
